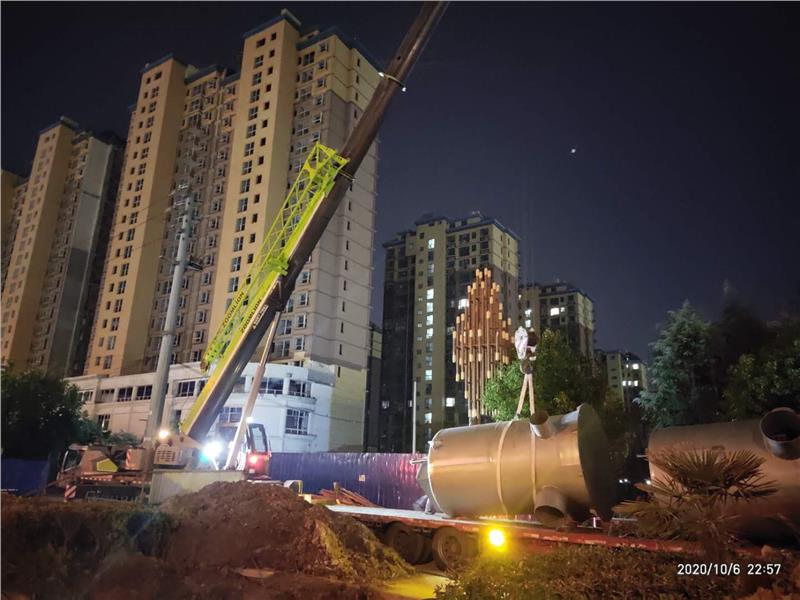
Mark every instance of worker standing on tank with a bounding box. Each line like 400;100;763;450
513;326;538;419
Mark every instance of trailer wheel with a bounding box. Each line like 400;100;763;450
384;522;424;564
432;526;474;571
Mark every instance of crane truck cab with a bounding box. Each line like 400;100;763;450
152;421;270;477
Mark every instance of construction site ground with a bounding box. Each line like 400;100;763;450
1;482;449;599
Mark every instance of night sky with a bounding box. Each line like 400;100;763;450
3;2;798;358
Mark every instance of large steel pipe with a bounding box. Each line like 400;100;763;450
426;404;615;525
648;408;800;541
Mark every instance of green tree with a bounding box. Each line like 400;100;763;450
1;366;84;460
637;302;716;428
721;318;800;419
709;301;770;396
481;360;523;421
482;329;608;419
73;415;140;446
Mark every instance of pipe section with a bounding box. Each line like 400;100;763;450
648;408;800;541
760;407;800;460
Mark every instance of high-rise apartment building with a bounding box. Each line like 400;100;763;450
597;350;648;407
1;118;123;375
379;212;519;452
1;170;26;291
519;281;595;356
82;11;379;449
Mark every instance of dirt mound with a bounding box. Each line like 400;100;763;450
162;481;412;581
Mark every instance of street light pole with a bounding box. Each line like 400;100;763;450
411;379;417;453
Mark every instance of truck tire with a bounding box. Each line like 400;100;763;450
384;522;424;564
432;526;476;571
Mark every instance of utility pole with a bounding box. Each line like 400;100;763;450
143;183;194;442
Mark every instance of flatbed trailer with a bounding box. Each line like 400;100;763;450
327;505;713;570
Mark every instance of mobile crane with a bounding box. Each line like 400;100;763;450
55;2;447;500
154;2;448;470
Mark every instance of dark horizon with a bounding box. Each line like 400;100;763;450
3;2;798;359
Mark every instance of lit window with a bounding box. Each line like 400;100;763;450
424;412;432;424
426;289;434;300
458;298;469;309
632;363;640;370
445;397;455;408
426;328;433;339
549;307;560;316
285;408;310;435
525;319;532;328
426;315;433;326
427;239;435;249
525;308;532;317
424;369;433;381
426;302;433;314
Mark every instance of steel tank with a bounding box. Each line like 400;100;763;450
648;407;800;541
426;404;615;525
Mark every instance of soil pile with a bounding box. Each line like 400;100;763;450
2;484;411;599
161;480;413;581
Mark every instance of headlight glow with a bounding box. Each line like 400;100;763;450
488;528;506;548
203;441;223;460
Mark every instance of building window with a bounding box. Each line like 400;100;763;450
425;369;433;381
220;406;242;424
193;330;205;344
296;314;307;328
175;380;195;397
136;385;152;400
294;336;305;351
235;217;246;231
228;277;239;292
231;256;241;272
117;387;133;402
275;339;291;357
285;408;310;435
97;414;110;431
278;318;292;335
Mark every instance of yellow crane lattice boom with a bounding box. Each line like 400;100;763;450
180;143;348;434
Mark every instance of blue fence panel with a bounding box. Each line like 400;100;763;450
1;459;49;496
268;452;425;509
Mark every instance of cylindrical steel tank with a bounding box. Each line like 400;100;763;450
426;404;615;525
648;407;800;541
